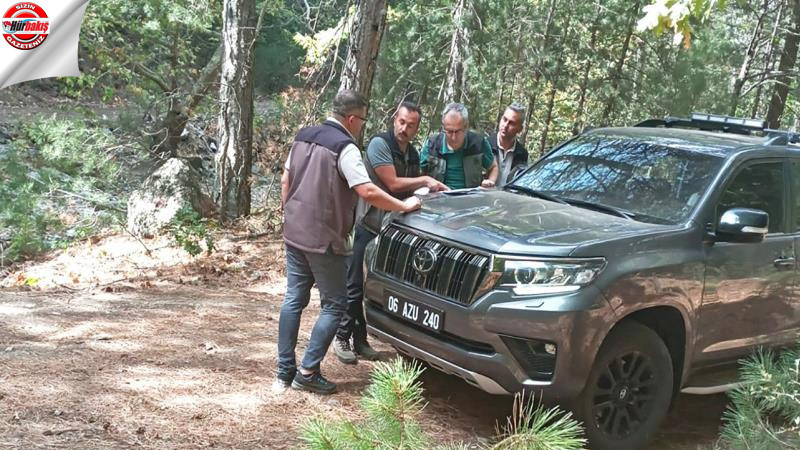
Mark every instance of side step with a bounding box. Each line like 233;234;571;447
681;365;743;395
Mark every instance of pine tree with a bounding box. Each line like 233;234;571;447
300;358;586;450
720;346;800;449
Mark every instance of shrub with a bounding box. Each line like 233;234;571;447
720;346;800;449
167;206;216;257
300;358;585;450
0;117;132;265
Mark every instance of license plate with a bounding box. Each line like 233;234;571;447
385;290;444;332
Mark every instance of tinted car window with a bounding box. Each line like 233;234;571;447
717;162;784;233
511;134;725;224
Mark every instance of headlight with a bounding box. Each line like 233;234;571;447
495;258;606;296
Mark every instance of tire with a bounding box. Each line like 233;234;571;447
576;322;674;450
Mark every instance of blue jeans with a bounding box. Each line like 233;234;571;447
277;244;348;374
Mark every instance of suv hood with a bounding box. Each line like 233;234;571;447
393;189;676;257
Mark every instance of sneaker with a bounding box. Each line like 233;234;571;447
353;340;380;361
332;338;357;364
291;371;337;395
275;368;296;389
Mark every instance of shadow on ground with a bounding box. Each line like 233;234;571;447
0;286;727;449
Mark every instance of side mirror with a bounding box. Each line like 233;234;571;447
716;208;769;242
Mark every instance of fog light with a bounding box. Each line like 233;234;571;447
545;343;557;355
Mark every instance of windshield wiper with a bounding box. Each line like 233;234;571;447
560;197;637;220
505;185;568;204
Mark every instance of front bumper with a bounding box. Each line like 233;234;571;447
364;273;614;401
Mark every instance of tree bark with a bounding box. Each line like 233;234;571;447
752;1;784;118
766;0;800;128
572;6;600;135
600;0;641;125
521;0;558;143
539;12;572;155
441;0;469;104
339;0;389;101
730;1;768;116
216;0;257;220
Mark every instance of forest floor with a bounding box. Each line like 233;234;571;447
0;232;727;450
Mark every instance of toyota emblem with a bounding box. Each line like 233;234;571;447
412;248;437;274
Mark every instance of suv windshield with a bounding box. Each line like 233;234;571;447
510;134;725;224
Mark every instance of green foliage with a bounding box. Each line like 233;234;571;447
493;394;586;450
0;117;131;265
720;346;800;449
167;206;216;257
299;358;586;450
300;358;429;450
19;118;120;188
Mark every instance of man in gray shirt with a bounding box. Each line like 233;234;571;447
332;102;447;364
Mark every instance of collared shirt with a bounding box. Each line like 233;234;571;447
285;117;371;188
419;133;495;189
496;134;516;187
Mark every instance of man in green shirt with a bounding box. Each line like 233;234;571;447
420;103;499;189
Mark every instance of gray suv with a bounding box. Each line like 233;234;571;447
362;113;800;450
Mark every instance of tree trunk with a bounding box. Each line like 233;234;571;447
753;1;784;118
731;1;768;116
339;0;389;101
600;0;641;125
572;6;600;135
442;0;469;104
216;0;257;220
149;45;223;158
539;13;572;155
521;0;558;144
766;0;800;128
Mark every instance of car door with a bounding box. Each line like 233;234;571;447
788;158;800;334
696;158;797;365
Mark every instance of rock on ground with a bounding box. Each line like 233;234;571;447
127;158;216;236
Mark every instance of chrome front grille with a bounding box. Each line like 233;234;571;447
374;225;490;305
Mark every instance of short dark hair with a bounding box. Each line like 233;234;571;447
397;101;421;116
332;89;368;116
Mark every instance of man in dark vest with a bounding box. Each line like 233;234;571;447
332;102;448;365
277;90;421;395
489;103;529;187
420;102;499;189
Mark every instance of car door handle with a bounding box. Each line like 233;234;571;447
773;257;796;269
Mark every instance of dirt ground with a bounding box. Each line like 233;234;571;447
0;233;727;449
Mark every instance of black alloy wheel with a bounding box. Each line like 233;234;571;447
578;322;674;450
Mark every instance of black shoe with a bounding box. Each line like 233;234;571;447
291;371;337;395
275;368;296;388
353;340;380;361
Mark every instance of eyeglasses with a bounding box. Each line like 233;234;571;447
348;114;367;123
443;128;465;136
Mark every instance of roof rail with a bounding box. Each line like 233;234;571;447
764;129;800;146
634;112;766;135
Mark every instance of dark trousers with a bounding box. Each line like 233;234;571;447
336;225;378;343
277;244;348;374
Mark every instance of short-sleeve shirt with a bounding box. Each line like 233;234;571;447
419;133;495;189
284;118;371;188
367;136;414;170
